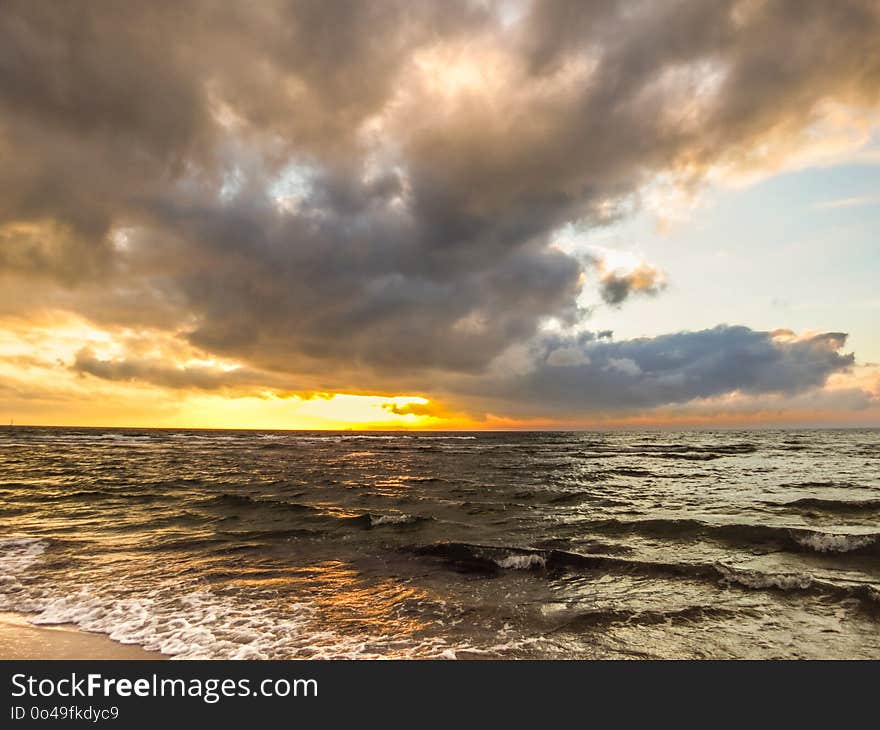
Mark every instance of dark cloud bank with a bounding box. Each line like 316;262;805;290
480;328;855;417
2;0;877;416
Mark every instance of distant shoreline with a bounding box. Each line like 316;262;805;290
0;612;166;660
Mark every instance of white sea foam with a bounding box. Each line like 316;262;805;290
370;513;419;526
0;537;48;611
0;533;471;659
0;536;47;564
2;566;470;660
495;553;546;570
793;532;876;553
716;564;814;591
26;589;320;659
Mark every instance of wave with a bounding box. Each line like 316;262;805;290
23;489;167;504
767;497;880;514
495;553;547;569
339;434;401;440
0;536;47;568
603;468;656;477
780;480;874;490
216;527;322;541
546;492;630;507
196;493;315;513
407;542;880;610
409;542;544;574
0;537;462;660
713;564;880;609
576;443;758;461
791;532;877;553
9;585;457;660
583;517;880;556
368;513;431;528
409;435;477;440
150;535;236;552
0;537;49;611
630;442;758;455
552;604;740;631
650;452;737;461
194;494;431;533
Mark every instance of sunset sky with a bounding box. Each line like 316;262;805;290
1;0;879;429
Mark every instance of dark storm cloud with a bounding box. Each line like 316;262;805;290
70;347;280;392
478;327;855;415
145;188;584;374
1;0;878;412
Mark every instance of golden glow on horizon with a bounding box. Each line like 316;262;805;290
171;393;449;430
0;313;477;429
2;312;880;430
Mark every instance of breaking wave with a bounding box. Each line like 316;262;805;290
407;542;880;611
582;518;880;555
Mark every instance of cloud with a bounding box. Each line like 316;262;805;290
474;326;855;416
381;401;439;417
597;262;667;306
70;347;274;392
1;1;878;421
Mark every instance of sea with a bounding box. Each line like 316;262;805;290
1;427;878;659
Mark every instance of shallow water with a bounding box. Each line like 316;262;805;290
1;427;878;659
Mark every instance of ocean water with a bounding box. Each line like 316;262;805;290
1;427;878;659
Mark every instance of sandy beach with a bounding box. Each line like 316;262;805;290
0;612;165;660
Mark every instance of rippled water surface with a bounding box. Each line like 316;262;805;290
1;428;879;658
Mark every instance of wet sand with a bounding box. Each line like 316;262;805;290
0;612;165;660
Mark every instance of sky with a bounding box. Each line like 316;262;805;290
1;0;879;430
